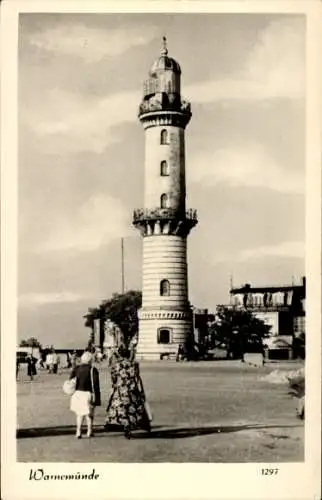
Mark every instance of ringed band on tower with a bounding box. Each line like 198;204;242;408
133;37;198;359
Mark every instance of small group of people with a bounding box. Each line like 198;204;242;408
68;343;151;440
17;346;74;381
45;350;60;373
175;340;207;361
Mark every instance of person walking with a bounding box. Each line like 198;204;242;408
69;351;101;439
105;345;151;439
66;352;72;369
46;352;53;372
71;350;78;369
52;350;59;374
26;354;37;381
176;343;185;362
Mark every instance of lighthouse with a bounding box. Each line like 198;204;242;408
133;38;198;360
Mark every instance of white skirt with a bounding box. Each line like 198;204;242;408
70;390;93;416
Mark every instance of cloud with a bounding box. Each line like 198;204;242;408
212;241;304;266
38;194;131;252
186;18;304;102
18;291;84;307
21;18;304;155
239;241;305;261
28;23;158;63
22;87;140;154
188;144;304;194
21;22;155;153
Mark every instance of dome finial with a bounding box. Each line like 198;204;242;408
161;36;168;56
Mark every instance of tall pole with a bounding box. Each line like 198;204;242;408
121;237;125;294
229;273;233;305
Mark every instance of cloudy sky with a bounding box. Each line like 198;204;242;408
18;13;305;348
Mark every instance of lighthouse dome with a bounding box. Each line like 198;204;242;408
150;55;181;75
149;37;181;76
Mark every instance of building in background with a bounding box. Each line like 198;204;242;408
133;38;198;359
193;307;210;345
229;277;306;359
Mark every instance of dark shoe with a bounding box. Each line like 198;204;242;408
144;422;151;433
124;429;131;439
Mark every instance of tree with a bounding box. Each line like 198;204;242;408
84;305;106;344
84;308;96;330
19;337;42;349
102;290;142;345
84;290;142;346
208;307;271;359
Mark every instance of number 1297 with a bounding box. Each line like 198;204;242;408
261;468;279;475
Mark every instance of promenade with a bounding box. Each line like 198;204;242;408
17;360;304;463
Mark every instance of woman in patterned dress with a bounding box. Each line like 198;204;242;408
105;346;151;439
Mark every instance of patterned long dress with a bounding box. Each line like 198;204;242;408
105;357;150;431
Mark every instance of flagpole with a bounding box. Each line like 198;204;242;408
229;273;233;305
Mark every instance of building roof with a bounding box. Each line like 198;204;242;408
231;285;303;293
230;277;306;298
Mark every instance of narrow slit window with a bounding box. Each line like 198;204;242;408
160;129;168;145
160;279;170;296
160;161;169;176
160;193;168;208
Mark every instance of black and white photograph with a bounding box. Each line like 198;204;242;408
1;1;321;499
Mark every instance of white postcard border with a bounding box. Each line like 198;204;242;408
1;1;321;499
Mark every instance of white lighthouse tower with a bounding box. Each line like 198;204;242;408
133;38;198;360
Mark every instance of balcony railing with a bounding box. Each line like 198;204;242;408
133;207;197;223
138;99;191;117
217;303;304;313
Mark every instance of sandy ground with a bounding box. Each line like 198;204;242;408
16;360;304;462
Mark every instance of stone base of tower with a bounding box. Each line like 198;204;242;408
136;312;193;360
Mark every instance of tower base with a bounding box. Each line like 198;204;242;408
137;310;193;360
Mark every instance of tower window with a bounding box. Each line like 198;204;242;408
160;279;170;296
160;193;169;208
160;161;169;176
160;129;168;145
158;328;171;344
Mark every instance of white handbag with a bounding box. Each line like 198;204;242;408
63;377;76;395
